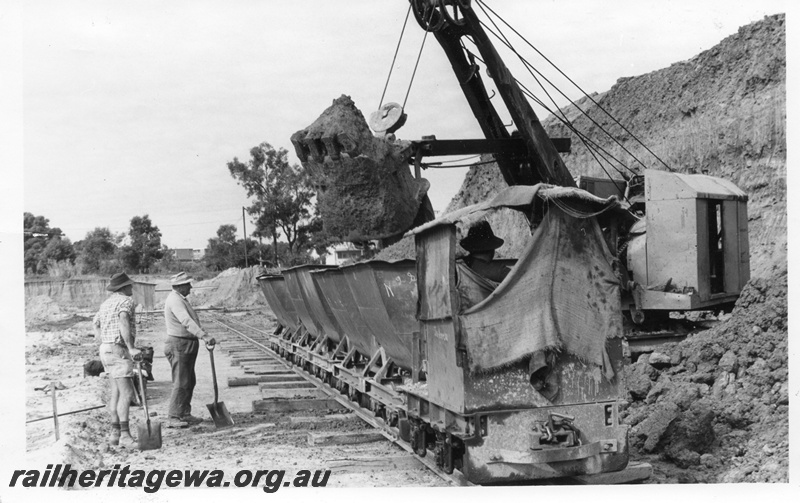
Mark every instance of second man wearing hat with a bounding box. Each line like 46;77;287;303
459;221;510;283
164;272;215;425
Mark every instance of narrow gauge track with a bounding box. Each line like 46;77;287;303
208;312;473;487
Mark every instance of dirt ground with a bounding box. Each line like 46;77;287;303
24;308;445;493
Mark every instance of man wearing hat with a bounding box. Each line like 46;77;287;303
163;272;215;425
459;221;511;283
93;272;141;447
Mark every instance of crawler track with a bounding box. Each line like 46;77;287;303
208;313;473;486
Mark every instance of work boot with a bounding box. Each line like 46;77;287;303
180;414;204;425
118;433;137;448
166;417;189;429
108;429;120;446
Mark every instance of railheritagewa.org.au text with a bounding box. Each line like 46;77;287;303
9;464;331;493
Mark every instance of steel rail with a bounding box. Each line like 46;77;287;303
208;314;472;487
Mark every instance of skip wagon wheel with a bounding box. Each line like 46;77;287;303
410;419;427;457
442;433;455;474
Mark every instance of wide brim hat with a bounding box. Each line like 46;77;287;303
170;272;194;286
460;221;504;252
107;272;134;291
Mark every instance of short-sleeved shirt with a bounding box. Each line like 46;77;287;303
93;292;136;345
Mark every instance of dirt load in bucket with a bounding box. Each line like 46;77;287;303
291;95;431;243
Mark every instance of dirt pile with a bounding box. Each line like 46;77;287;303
25;295;73;328
622;266;787;482
154;266;268;310
291;95;431;242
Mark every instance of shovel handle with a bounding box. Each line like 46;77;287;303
208;346;220;404
136;361;151;423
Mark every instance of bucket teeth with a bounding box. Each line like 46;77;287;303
292;131;360;164
290;130;310;163
336;132;360;157
320;135;339;161
306;135;325;163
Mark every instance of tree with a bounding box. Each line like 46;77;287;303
228;142;317;265
204;224;238;271
121;215;163;273
204;224;271;270
75;227;122;273
23;212;74;274
41;236;76;264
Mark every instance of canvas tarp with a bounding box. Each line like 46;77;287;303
460;205;622;376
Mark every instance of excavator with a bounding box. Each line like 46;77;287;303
291;0;750;334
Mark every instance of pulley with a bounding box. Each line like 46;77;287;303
368;102;407;134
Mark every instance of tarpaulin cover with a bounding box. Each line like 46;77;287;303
460;205;622;375
406;184;623;237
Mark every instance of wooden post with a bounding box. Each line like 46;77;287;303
242;207;249;268
51;381;60;441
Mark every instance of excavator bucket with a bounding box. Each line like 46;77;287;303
291;95;432;243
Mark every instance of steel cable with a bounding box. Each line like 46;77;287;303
379;3;413;110
476;0;675;172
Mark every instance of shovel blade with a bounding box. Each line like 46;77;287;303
137;420;162;450
207;402;234;429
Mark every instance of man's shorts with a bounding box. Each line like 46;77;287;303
99;343;134;379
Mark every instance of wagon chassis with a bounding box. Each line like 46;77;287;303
212;314;651;485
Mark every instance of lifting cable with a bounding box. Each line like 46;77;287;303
403;8;433;110
476;0;675;173
474;1;629;196
474;15;646;177
473;0;632;200
463;46;635;181
378;3;413;111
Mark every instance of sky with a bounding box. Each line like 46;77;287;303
14;0;789;250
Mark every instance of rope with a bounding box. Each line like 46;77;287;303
476;0;675;172
403;5;433;110
379;3;413;110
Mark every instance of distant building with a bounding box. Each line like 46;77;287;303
324;242;377;266
172;248;204;261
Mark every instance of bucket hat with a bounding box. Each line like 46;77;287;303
460;221;504;252
170;272;193;286
107;272;134;292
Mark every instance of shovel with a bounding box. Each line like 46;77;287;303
206;343;234;429
135;359;162;450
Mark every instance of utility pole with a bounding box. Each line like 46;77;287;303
242;207;249;268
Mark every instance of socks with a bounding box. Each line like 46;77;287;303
119;421;129;434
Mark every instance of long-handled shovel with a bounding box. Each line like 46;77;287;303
206;343;234;429
135;359;162;450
